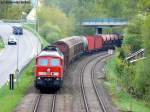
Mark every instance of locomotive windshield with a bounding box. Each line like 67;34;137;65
51;59;60;66
38;59;48;66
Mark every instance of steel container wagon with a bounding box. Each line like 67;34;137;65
86;35;103;52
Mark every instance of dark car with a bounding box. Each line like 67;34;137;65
12;24;23;35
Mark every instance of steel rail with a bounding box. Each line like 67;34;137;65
91;54;110;112
33;94;41;112
51;94;56;112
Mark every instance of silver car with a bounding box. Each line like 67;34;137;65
8;35;17;45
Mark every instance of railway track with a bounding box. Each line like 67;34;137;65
91;55;111;112
33;94;56;112
80;52;111;112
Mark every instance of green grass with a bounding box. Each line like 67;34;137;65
0;60;35;112
105;57;150;112
0;36;5;50
23;24;48;47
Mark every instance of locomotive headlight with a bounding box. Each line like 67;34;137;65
51;72;59;76
39;72;47;75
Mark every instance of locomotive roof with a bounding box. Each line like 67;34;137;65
38;51;63;59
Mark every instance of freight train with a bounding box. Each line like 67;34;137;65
34;34;122;90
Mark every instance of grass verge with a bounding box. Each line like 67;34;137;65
105;57;150;112
23;24;48;47
0;36;5;50
0;60;35;112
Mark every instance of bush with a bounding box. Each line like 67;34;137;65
0;4;31;19
38;6;75;44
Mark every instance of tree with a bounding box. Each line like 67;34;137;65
123;16;143;53
0;2;31;19
38;6;75;43
142;15;150;54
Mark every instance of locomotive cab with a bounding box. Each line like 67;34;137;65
35;46;64;90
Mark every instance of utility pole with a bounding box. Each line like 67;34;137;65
16;29;20;87
15;11;26;86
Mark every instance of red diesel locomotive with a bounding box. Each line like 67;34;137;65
35;46;64;89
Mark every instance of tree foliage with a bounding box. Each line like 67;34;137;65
0;1;31;19
38;6;75;43
112;0;150;104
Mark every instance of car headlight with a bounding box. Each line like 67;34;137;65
38;72;47;75
51;72;59;76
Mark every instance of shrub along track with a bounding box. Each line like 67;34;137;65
15;52;119;112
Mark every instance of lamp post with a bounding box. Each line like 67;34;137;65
16;29;20;86
15;11;26;86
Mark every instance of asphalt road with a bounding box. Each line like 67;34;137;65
0;23;41;87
